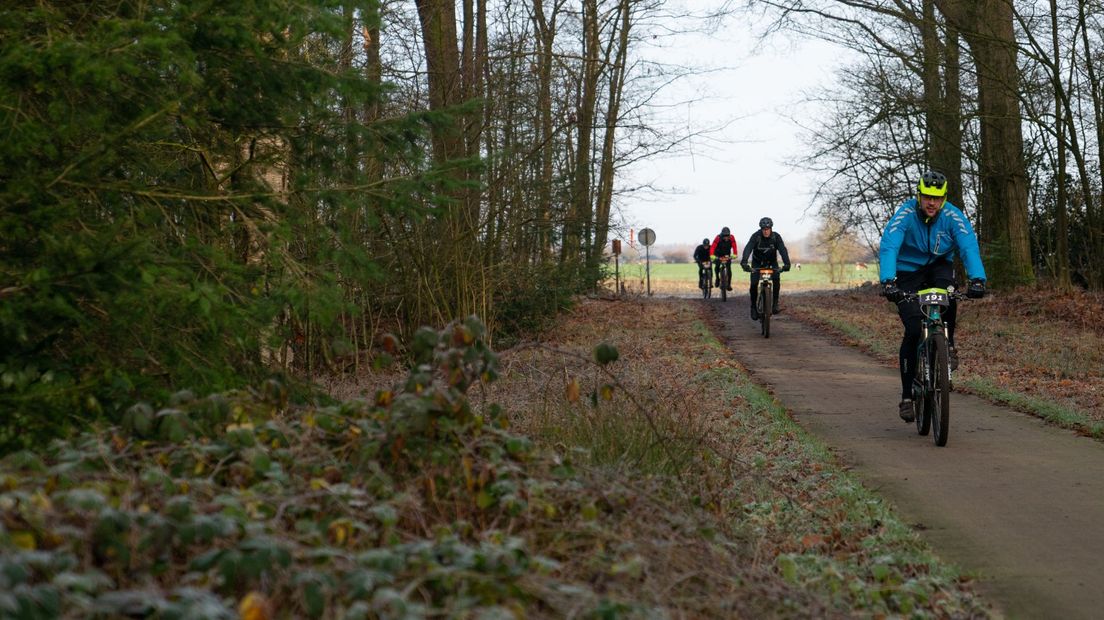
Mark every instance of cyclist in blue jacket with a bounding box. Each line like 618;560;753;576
879;170;987;422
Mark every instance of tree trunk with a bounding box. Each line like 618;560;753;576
921;0;963;206
934;0;1034;288
1049;0;1070;289
1077;1;1104;289
532;0;562;262
415;0;465;169
560;0;600;269
415;0;482;319
592;0;630;266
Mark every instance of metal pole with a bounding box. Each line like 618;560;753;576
645;245;651;296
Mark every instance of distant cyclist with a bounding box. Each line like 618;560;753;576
739;217;791;320
879;170;987;422
709;227;738;290
693;238;712;289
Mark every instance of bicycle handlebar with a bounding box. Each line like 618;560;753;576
900;290;970;302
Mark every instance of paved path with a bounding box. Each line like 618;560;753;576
705;301;1104;619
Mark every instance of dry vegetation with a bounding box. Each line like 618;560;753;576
783;286;1104;436
477;298;992;617
2;306;994;618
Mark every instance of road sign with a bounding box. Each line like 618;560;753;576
638;228;656;247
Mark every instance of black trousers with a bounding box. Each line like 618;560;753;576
698;262;712;287
894;260;959;400
712;258;733;285
748;269;781;309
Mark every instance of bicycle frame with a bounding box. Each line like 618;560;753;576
756;268;775;337
717;257;732;301
698;261;713;280
909;287;962;446
698;261;713;298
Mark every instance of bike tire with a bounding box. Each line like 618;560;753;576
720;267;728;302
761;282;772;338
915;341;932;435
931;332;951;446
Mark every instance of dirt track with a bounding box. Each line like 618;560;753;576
704;298;1104;619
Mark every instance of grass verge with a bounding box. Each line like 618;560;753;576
963;377;1104;439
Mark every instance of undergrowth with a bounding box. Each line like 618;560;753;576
0;303;995;617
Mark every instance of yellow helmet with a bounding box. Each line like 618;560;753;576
917;170;948;198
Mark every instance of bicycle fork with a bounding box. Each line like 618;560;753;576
920;322;953;389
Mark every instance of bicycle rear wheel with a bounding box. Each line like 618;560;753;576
760;282;772;338
931;332;951;446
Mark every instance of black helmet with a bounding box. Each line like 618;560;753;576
759;217;773;229
702;238;710;245
721;226;730;236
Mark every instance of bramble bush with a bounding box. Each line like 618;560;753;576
0;318;625;618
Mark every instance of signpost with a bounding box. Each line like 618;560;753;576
611;239;621;295
637;227;655;296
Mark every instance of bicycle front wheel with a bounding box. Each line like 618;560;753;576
760;282;772;338
914;342;931;436
720;266;728;302
931;332;951;446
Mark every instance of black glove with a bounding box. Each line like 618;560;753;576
882;279;904;303
781;264;791;272
741;263;752;273
966;278;986;299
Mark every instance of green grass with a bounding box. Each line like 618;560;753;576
612;261;880;290
963;377;1104;439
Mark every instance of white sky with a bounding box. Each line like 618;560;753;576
619;13;847;247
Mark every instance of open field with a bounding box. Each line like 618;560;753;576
607;261;880;296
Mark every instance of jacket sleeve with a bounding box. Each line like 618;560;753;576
709;236;719;256
878;203;910;282
946;207;987;280
775;234;790;266
740;235;754;264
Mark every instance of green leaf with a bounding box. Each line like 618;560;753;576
476;491;495;509
594;343;620;365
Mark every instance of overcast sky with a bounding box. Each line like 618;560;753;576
618;11;846;248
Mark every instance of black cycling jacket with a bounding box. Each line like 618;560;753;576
693;244;711;263
741;231;791;269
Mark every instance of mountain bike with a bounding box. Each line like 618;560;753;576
717;256;732;302
755;268;776;338
906;287;966;447
698;261;713;299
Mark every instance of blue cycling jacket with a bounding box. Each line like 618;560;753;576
878;198;987;283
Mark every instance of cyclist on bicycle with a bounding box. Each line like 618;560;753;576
709;227;738;290
879;170;987;422
693;238;712;289
739;217;791;320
